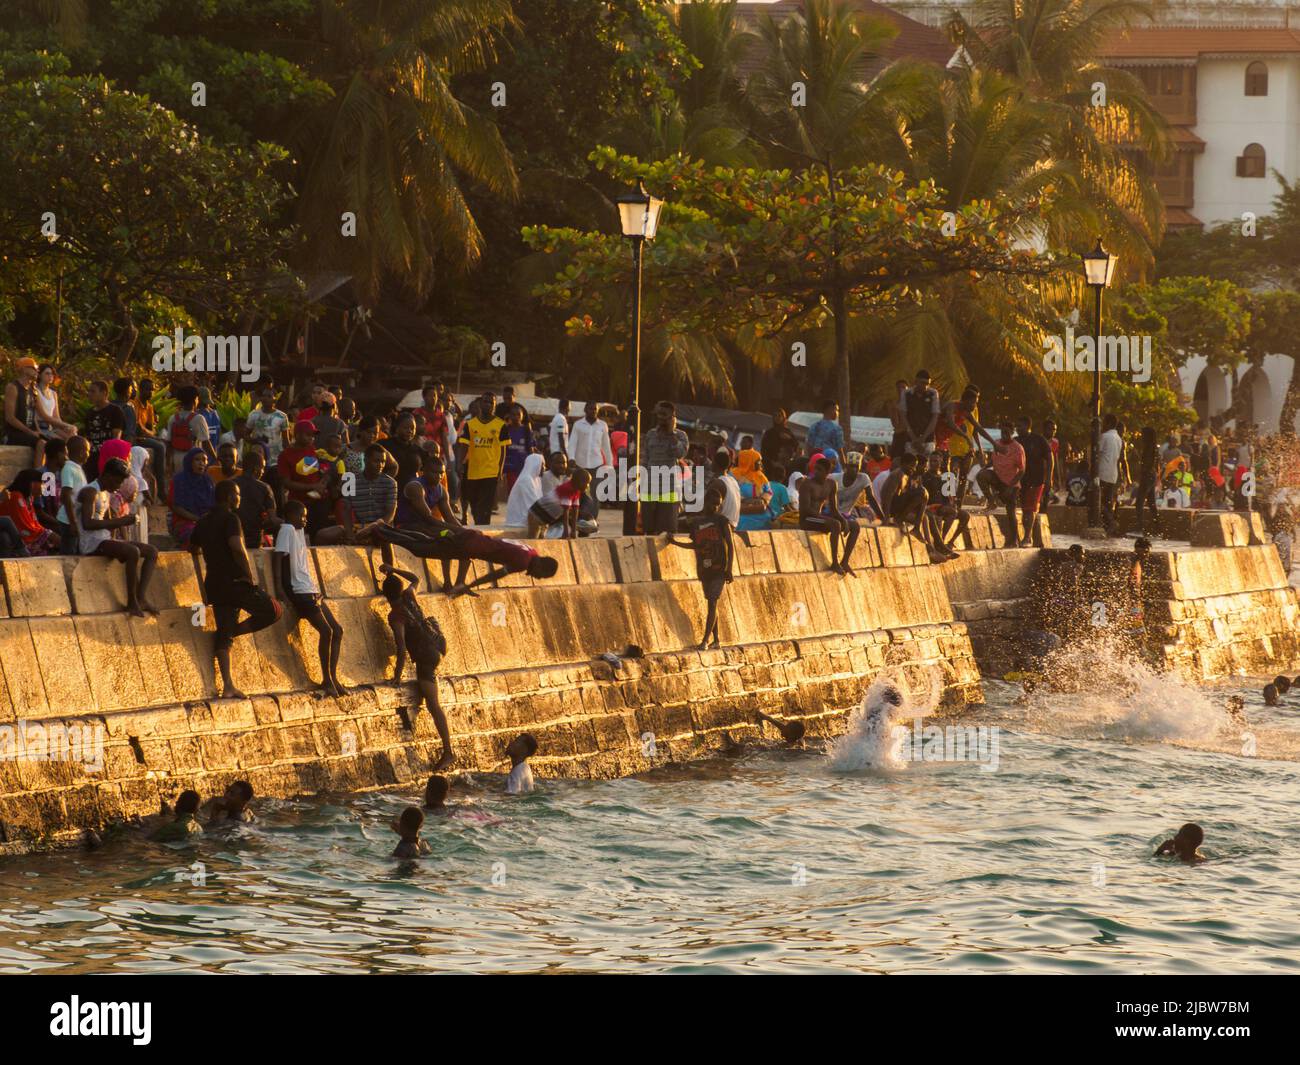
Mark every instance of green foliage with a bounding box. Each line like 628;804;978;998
524;148;1055;337
1103;379;1195;439
0;60;297;361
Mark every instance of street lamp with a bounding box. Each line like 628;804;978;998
616;182;664;534
1081;239;1118;535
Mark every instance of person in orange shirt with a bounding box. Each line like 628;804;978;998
207;441;243;484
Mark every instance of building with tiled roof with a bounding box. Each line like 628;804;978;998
734;1;959;82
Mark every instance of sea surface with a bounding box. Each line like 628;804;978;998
3;653;1300;975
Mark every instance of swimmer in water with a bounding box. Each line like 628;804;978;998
1155;822;1205;864
391;806;431;858
755;710;807;746
1274;675;1291;696
208;780;255;823
149;790;204;842
505;733;537;794
424;774;451;813
1264;683;1280;707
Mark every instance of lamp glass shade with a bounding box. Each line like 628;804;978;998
617;189;664;240
1081;243;1118;288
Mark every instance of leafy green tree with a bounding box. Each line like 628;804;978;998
522;148;1054;417
0;56;295;360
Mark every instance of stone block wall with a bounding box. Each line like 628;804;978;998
0;529;981;851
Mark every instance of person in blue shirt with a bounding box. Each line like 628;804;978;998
806;399;844;457
197;386;223;443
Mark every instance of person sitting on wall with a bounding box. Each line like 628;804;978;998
798;455;859;576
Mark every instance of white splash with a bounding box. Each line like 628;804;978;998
829;677;910;771
1024;637;1232;744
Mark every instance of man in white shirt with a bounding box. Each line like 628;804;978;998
549;399;570;456
1096;413;1123;535
831;451;884;521
272;499;345;696
568;400;612;479
706;450;741;528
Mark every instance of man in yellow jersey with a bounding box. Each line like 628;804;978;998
938;385;996;508
457;397;508;525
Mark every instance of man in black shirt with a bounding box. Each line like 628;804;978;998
190;480;282;699
901;369;941;458
232;450;282;548
760;408;799;476
81;379;125;477
1015;415;1054;547
386;412;426;490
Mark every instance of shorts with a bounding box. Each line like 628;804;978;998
700;576;725;602
889;486;926;518
288;590;326;625
4;427;40;448
305;498;335;536
530;499;567;525
211;581;282;651
1020;483;1045;510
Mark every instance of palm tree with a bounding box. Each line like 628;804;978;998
947;0;1167;271
292;0;520;303
741;0;933;434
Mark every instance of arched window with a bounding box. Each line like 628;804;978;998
1237;143;1266;178
1246;61;1269;96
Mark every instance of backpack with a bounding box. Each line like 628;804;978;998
169;411;194;452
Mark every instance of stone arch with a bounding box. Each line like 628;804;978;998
1192;364;1231;423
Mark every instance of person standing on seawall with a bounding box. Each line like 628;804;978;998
190;479;283;700
457;400;508;526
640;400;689;535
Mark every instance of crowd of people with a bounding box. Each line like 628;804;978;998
6;355;1299;779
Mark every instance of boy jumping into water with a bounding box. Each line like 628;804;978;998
380;563;454;771
756;710;807;746
669;483;734;649
1155;822;1205;863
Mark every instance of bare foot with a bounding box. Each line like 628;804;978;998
433;752;455;772
331;682;349;697
220;687;247;700
127;603;145;618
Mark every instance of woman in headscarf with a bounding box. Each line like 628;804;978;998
119;444;154;544
98;437;132;475
506;452;545;530
732;448;773;531
168;448;215;546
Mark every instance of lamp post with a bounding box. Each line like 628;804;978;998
1081;239;1118;536
616;182;664;535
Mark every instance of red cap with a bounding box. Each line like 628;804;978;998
295;419;318;435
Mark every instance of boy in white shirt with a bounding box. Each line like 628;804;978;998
273;499;345;696
505;733;538;794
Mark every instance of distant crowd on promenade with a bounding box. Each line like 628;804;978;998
5;354;1298;783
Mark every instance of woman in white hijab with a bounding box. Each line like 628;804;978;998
505;452;545;529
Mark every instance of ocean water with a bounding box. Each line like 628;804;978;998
3;661;1300;975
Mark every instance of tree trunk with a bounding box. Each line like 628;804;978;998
833;282;850;442
1278;359;1300;437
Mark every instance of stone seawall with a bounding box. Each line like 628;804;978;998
0;527;981;851
941;543;1300;682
